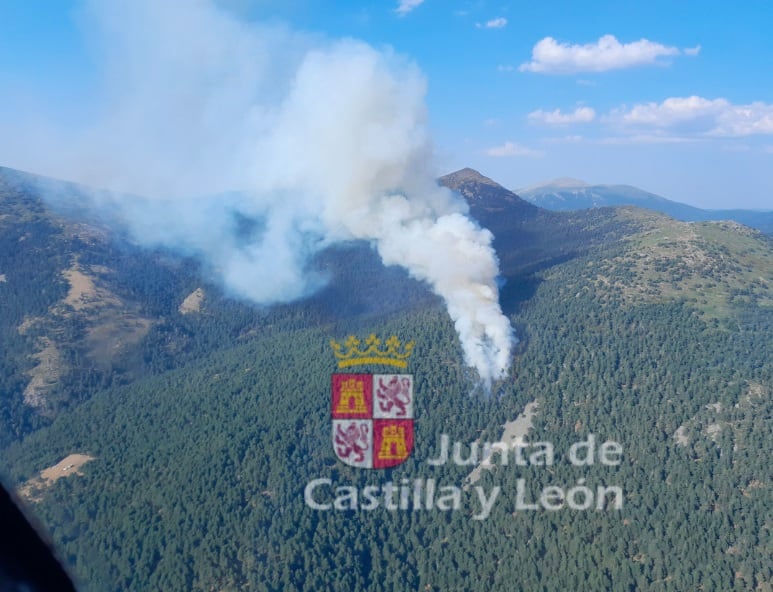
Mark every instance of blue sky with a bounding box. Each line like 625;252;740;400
1;0;772;209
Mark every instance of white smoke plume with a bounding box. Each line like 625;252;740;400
2;0;514;384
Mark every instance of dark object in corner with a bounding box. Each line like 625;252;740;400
0;483;77;591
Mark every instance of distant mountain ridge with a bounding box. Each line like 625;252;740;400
518;178;773;234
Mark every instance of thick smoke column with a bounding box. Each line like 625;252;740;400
7;0;515;384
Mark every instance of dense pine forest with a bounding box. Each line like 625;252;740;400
0;167;771;590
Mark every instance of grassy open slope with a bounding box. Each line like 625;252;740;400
578;208;773;317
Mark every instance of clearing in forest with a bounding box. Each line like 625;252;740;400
18;453;96;502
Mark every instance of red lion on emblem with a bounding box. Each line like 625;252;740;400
376;376;411;416
335;422;369;462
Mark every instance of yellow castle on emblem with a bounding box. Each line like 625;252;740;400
335;378;368;414
377;425;408;460
330;334;414;369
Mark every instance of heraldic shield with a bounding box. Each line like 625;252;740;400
332;373;414;469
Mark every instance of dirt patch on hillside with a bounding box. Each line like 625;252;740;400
18;453;95;502
466;400;539;487
179;287;205;314
705;423;722;441
674;384;767;458
61;222;109;244
17;316;40;335
23;338;64;408
20;261;155;407
61;265;121;311
62;268;96;309
746;381;767;402
86;315;153;367
60;263;153;356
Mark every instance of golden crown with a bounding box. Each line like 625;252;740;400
330;334;415;369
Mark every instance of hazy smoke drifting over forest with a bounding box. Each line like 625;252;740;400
11;0;515;384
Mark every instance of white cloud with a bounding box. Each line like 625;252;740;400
476;17;507;29
684;45;701;56
704;101;773;136
395;0;424;16
528;106;596;125
613;96;723;126
519;34;692;74
608;96;773;137
497;64;515;72
486;141;544;157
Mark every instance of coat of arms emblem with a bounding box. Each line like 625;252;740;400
330;335;415;469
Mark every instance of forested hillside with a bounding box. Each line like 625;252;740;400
0;167;436;442
0;167;770;591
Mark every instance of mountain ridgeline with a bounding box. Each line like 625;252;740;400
518;177;773;235
0;166;770;591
